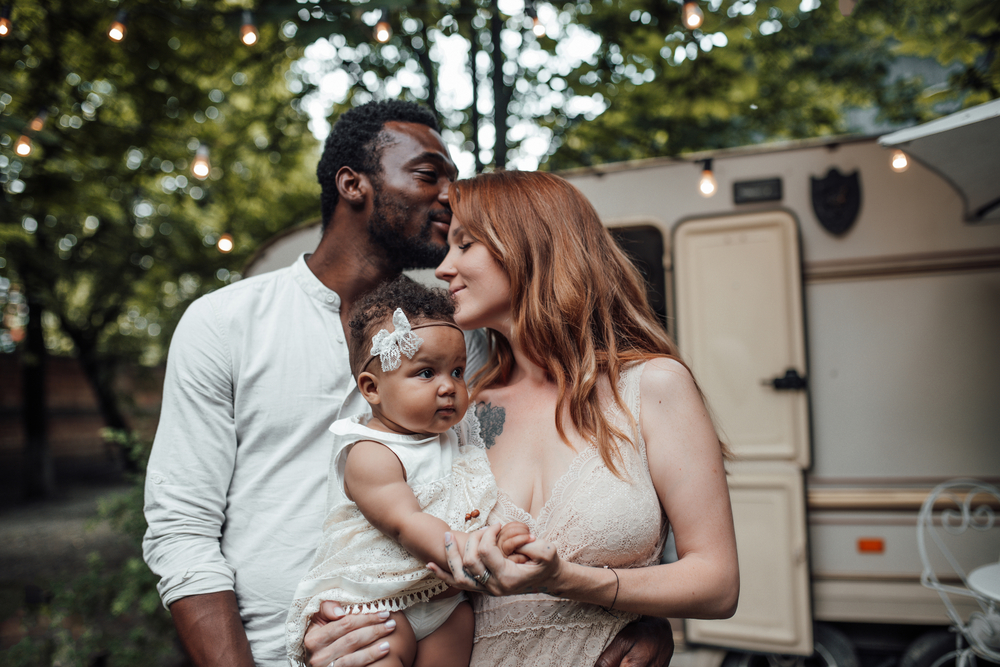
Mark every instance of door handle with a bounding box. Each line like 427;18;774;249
762;368;807;390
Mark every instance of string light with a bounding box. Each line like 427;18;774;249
29;110;47;132
890;149;909;173
682;0;704;29
192;144;211;179
14;134;31;156
0;5;12;38
108;10;127;42
14;111;47;158
698;158;717;197
217;233;234;253
525;1;545;37
374;9;391;43
240;10;258;46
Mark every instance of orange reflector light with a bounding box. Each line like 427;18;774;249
857;538;884;554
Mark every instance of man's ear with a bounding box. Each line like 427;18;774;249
357;372;381;405
336;166;371;207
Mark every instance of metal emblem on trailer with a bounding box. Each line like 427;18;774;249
811;168;861;236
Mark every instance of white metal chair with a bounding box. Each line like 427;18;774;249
917;479;1000;667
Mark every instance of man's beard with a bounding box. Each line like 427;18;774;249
367;188;448;271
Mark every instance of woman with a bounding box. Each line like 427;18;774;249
425;170;739;667
303;170;738;667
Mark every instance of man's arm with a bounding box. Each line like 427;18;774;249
143;297;247;661
170;592;255;667
597;617;675;667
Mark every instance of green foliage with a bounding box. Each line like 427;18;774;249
4;430;182;667
0;0;320;379
546;0;999;168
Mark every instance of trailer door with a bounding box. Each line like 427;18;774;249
674;211;814;656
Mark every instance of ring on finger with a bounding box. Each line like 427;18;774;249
473;569;492;586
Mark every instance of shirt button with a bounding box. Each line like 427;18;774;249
326;295;335;303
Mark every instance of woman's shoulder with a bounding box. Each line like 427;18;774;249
635;356;701;404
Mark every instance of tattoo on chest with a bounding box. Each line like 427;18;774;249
475;401;506;449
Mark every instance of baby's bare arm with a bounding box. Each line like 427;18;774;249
344;440;469;569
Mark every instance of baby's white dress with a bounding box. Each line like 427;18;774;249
285;410;498;666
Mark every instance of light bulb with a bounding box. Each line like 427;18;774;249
240;11;258;46
192;145;211;180
29;111;47;132
0;17;11;38
698;160;717;197
682;0;704;29
532;17;545;37
217;233;234;253
374;20;392;43
890;149;908;173
108;11;127;42
14;135;31;157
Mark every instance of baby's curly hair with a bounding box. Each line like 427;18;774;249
348;275;457;378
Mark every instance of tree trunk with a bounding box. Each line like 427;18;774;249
75;343;129;432
22;294;55;500
73;337;136;472
416;25;438;119
470;21;483;174
490;6;510;169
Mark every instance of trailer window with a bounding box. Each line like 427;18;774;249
608;225;668;330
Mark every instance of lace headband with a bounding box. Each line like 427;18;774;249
361;308;463;374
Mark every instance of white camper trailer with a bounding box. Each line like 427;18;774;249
245;101;1000;667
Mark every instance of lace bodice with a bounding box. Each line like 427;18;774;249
472;362;669;667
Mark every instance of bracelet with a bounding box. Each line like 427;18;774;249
603;566;619;612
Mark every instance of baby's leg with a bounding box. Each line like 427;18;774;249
414;601;474;667
368;611;417;667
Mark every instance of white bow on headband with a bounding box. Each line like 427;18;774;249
370;308;424;372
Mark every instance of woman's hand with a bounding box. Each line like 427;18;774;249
302;601;396;667
426;523;562;596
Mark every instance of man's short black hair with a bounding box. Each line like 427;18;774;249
348;275;457;379
317;100;440;231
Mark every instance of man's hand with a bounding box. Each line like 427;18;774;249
169;590;255;667
303;600;397;667
596;617;675;667
497;521;534;564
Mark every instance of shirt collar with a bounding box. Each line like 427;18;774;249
291;253;342;311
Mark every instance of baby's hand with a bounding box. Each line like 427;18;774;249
497;521;534;564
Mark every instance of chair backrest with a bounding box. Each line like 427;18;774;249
917;479;1000;663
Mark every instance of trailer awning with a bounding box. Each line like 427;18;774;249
879;98;1000;222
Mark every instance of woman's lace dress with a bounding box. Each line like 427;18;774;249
471;362;669;667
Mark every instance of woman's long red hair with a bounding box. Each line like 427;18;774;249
450;170;714;476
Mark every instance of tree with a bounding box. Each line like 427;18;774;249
0;0;320;491
276;0;998;171
546;0;999;168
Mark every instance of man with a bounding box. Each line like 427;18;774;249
144;100;673;667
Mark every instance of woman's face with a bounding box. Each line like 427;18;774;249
435;217;512;335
